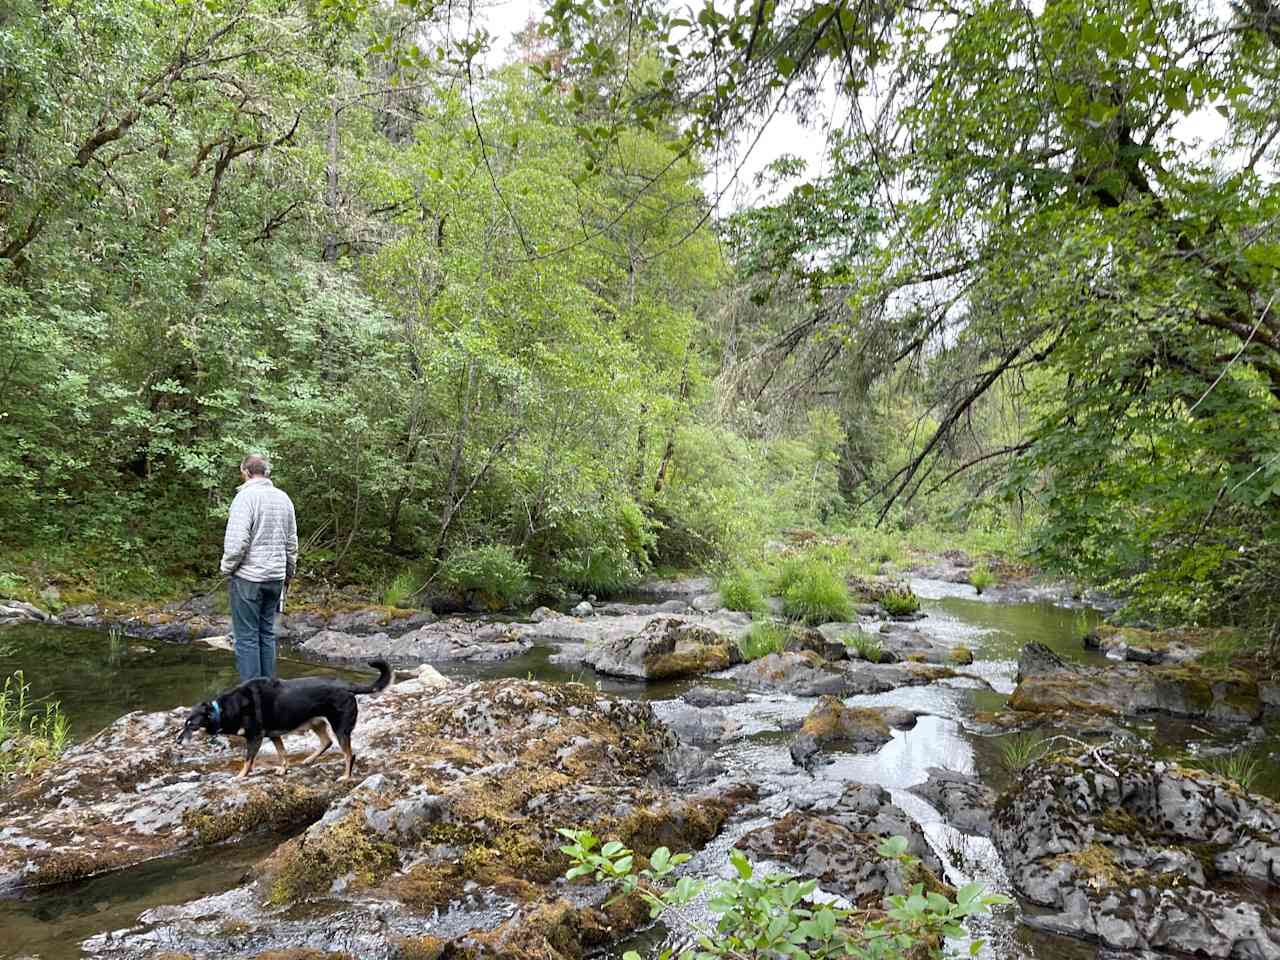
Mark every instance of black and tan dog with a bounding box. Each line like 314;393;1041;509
177;659;391;779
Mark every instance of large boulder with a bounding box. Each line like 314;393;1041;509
1009;643;1261;722
907;767;996;837
632;576;715;601
788;695;906;767
3;678;752;958
993;746;1280;957
581;616;735;680
301;619;530;664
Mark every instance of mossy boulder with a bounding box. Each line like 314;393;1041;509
1008;642;1261;722
1085;624;1237;665
788;695;904;766
993;747;1280;957
580;615;735;680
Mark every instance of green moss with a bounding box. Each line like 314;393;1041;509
182;783;332;846
949;645;974;664
267;809;399;906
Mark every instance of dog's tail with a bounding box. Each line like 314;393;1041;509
349;658;392;695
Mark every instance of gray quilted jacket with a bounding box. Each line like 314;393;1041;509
220;478;298;582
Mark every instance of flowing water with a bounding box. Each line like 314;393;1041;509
2;583;1274;959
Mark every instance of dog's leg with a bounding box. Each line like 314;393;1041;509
338;735;355;781
300;720;333;765
239;737;263;778
271;736;289;775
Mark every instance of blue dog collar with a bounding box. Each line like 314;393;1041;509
210;700;221;734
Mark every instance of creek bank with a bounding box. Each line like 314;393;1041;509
3;676;755;959
993;746;1280;957
1007;641;1269;722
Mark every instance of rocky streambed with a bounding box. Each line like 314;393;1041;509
3;578;1280;959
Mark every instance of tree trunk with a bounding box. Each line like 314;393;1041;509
322;95;339;262
432;359;477;562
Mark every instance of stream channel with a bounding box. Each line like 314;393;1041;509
2;579;1276;959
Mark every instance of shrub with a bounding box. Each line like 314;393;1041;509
999;732;1048;774
781;561;853;624
1190;749;1264;791
845;631;884;663
0;671;71;778
969;564;996;595
718;566;768;615
382;568;422;609
438;545;531;609
881;587;920;616
738;621;788;661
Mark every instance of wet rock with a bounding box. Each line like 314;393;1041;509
690;592;722;612
0;600;49;624
907;767;995;836
738;783;944;902
1009;643;1261;722
1016;640;1076;682
724;652;960;697
582;616;734;680
632;576;715;601
784;625;848;661
723;651;852;696
326;607;434;636
653;702;741;746
993;746;1280;958
788;696;894;767
571;600;594;617
301;619;530;664
596;599;690;616
681;685;748;708
525;611;747;647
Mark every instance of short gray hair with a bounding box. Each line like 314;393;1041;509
240;453;271;477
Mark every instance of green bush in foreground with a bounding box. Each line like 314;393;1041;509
737;621;788;661
718;567;768;615
437;544;531;609
558;828;1007;960
781;561;853;624
881;588;921;617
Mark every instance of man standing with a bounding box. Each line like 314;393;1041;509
221;453;297;681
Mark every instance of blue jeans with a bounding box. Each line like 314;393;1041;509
229;575;283;681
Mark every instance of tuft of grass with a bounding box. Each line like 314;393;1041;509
0;671;72;778
737;621;788;661
999;731;1049;774
717;566;768;615
382;568;422;609
1189;749;1265;792
969;564;996;595
845;631;884;663
780;561;853;625
881;587;921;616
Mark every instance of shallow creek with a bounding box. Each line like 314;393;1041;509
2;582;1275;959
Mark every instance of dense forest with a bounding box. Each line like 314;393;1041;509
2;0;1278;639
